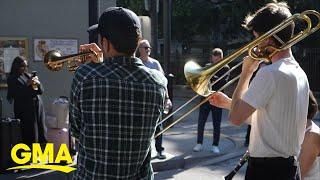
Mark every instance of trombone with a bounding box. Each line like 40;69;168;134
155;10;320;138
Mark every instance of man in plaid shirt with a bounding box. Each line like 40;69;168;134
69;7;167;180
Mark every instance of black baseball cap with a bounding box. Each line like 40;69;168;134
87;7;141;43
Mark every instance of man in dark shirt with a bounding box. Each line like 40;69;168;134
193;48;229;153
69;7;167;180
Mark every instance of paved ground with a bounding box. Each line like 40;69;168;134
0;86;249;180
151;86;320;180
150;86;249;179
154;155;247;180
2;85;318;180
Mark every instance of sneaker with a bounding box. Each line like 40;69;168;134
157;152;167;160
211;145;220;154
193;144;203;152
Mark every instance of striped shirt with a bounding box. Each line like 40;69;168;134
243;57;309;158
69;56;167;180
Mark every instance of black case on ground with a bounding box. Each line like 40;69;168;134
0;118;22;173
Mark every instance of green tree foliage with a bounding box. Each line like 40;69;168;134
117;0;319;47
117;0;148;15
172;0;218;41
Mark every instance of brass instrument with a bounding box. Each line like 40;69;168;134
224;151;250;180
185;10;320;97
44;50;101;71
155;10;320;138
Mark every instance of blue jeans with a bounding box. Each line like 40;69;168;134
197;99;222;146
155;123;164;153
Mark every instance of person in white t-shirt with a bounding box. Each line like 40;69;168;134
209;2;309;180
299;91;320;180
138;39;172;159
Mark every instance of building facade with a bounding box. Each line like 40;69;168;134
0;0;116;117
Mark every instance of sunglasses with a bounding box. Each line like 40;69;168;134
211;53;222;57
140;46;152;50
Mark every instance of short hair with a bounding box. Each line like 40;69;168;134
242;1;294;47
308;91;319;120
108;30;141;56
139;39;150;47
211;48;223;57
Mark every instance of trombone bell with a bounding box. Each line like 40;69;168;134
44;50;64;71
184;61;215;97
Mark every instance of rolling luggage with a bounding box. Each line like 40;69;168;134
46;97;69;129
0;118;22;173
46;128;70;157
45;97;75;157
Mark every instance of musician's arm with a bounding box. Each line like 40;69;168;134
209;92;255;126
210;58;272;125
230;57;272;126
299;132;319;179
229;70;256;125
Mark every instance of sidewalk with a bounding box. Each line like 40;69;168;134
154;149;248;180
151;85;248;173
0;85;248;180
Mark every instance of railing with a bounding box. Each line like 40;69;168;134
298;48;320;92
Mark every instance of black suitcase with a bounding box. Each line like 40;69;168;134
0;118;22;173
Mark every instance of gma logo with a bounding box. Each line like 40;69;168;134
7;143;76;173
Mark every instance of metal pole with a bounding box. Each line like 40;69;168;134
163;0;174;125
151;0;158;59
163;0;171;74
163;0;172;80
89;0;98;43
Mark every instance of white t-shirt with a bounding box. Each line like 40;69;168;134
243;57;309;158
304;121;320;180
142;57;164;74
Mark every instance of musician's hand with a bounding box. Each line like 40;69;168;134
241;56;260;75
209;92;232;110
79;43;103;63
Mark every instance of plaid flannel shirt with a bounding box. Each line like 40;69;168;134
69;56;167;180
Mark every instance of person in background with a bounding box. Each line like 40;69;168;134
7;56;47;147
138;39;172;159
70;7;167;179
193;48;229;153
209;2;309;179
299;91;320;180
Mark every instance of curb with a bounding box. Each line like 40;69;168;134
152;134;241;172
152;156;184;172
152;153;222;172
152;148;246;172
195;147;247;167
